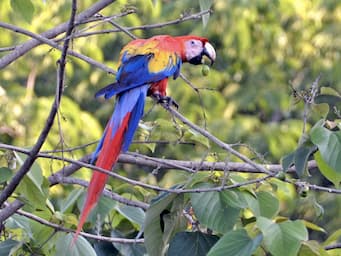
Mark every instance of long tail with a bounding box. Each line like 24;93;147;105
73;85;148;242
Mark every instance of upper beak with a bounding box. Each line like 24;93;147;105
203;42;216;65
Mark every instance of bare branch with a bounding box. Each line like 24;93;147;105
0;0;77;207
13;205;144;243
158;101;275;175
0;22;115;74
0;0;116;69
0;200;24;223
52;176;149;210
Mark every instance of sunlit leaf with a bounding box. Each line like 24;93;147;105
310;120;341;173
299;240;329;256
314;151;341;188
302;220;326;233
257;217;308;256
168;231;219;256
240;191;279;219
207;229;262;256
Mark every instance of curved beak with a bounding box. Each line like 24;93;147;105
203;42;216;65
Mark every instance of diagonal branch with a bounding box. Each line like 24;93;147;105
0;0;116;69
158;101;275;175
0;0;77;206
12;204;144;243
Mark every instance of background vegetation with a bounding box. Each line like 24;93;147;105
0;0;340;255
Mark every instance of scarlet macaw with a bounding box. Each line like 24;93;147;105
74;35;216;240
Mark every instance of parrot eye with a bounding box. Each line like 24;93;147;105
190;40;196;45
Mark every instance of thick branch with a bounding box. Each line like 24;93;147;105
0;200;24;223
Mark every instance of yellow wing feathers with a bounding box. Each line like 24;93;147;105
119;38;180;74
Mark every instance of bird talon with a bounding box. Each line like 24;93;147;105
154;94;179;109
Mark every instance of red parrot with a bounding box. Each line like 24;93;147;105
74;35;216;240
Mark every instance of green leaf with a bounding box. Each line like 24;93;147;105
281;143;317;176
314;151;341;188
60;188;83;214
115;204;145;227
57;233;97;256
299;241;329;256
144;192;177;256
199;0;213;27
302;220;326;233
0;240;19;256
168;231;219;256
241;191;279;219
10;0;35;23
281;151;295;171
94;241;118;256
207;229;262;256
78;191;116;226
0;167;13;183
323;228;341;245
162;194;187;247
111;230;146;256
294;144;317;177
188;129;210;148
257;217;308;256
6;214;33;239
16;175;47;211
190;183;240;233
220;189;248;209
310;120;341;173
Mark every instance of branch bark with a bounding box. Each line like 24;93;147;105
0;0;77;206
0;0;116;69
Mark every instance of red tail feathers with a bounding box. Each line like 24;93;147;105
73;113;131;243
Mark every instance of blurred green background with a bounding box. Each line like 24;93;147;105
1;0;341;243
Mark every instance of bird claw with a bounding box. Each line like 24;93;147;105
153;94;179;109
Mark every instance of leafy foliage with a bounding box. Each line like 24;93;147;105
1;0;341;255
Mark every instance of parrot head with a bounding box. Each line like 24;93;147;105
178;36;216;66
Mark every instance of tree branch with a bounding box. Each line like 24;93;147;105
158;101;275;175
0;22;115;74
0;0;77;206
0;0;116;69
12;205;144;243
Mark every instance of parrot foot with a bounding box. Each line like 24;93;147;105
153;94;179;109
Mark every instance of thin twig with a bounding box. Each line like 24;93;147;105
12;205;144;243
68;9;212;39
159;102;275;176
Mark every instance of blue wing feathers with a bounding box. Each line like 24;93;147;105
122;86;148;151
93;45;181;160
95;54;181;99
